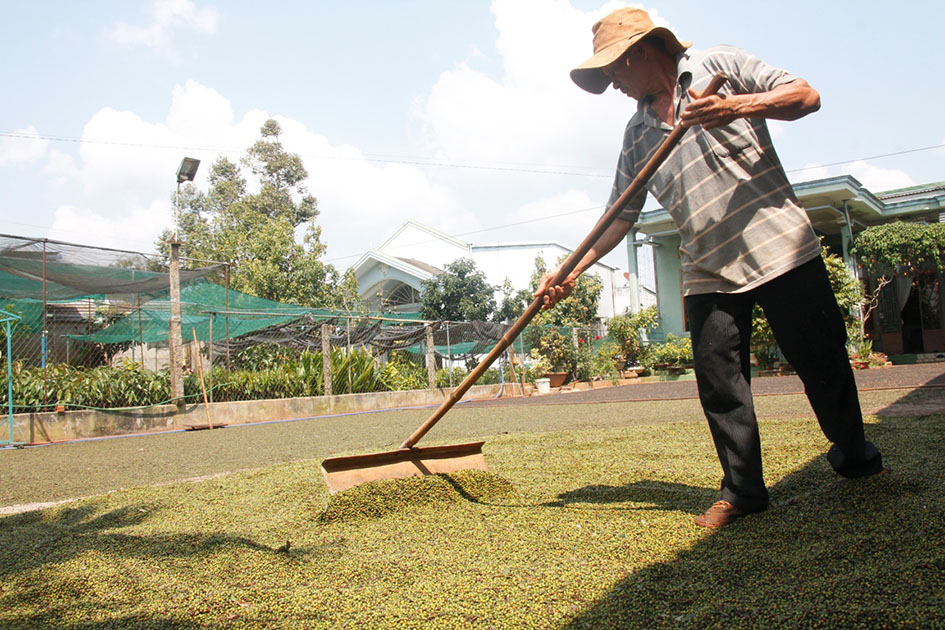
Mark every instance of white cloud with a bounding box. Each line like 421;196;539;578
274;116;472;263
44;149;81;187
106;0;218;48
790;163;832;184
407;1;675;266
76;81;253;204
417;0;636;169
48;202;172;252
790;160;915;192
846;161;915;192
0;125;48;165
47;80;465;263
506;189;602;246
767;120;786;140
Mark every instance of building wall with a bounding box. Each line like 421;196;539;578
355;222;630;321
357;264;427;300
651;234;685;338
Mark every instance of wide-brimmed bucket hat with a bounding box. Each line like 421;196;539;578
571;7;691;94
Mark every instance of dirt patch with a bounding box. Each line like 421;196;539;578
0;498;79;516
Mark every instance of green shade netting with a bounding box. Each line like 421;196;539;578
66;281;317;344
0;270;99;302
0;235;219;301
403;341;501;357
65;281;428;345
0;299;44;334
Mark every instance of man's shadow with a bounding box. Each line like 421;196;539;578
558;412;942;628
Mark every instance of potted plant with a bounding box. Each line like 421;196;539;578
529;327;575;387
646;334;693;376
607;306;659;377
849;334;874;369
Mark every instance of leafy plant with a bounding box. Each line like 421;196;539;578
643;334;692;369
607;306;659;368
529;327;576;375
528;253;603;327
752;244;866;369
378;350;427;392
851;221;945;276
435;367;468;388
585;340;621;381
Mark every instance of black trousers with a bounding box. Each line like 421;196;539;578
684;256;883;512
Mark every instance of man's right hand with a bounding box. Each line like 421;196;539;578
534;270;577;310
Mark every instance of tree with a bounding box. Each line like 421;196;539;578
157;119;361;309
607;305;659;367
851;221;945;277
527;253;602;327
420;258;496;321
494;278;532;323
523;253;604;380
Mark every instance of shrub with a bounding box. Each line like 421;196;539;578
4;346;387;411
586;340;621;381
607;306;659;368
643;334;692;369
529;327;576;374
378;350;427;392
435;367;468;388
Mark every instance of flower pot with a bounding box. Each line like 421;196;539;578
534;377;551;394
544;372;569;388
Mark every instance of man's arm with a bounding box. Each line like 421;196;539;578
535;217;633;309
680;78;820;130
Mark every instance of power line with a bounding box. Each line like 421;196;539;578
3;130;943;178
6;130;944;266
784;143;945;173
0;131;611;179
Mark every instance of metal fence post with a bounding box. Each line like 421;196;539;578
41;240;47;408
322;323;332;397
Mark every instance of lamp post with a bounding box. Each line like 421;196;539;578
169;157;200;406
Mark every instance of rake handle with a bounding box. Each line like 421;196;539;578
401;73;729;450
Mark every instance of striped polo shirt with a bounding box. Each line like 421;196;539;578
609;45;822;295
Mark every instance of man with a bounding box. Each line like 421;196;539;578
538;7;884;528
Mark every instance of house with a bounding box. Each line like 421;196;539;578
629;176;945;354
352;221;654;320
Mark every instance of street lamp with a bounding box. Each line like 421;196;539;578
174;157;200;239
169;157;199;406
176;157;200;184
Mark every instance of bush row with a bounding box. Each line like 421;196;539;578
0;348;514;412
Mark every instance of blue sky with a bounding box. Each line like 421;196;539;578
2;0;943;274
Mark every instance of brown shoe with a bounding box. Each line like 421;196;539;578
695;500;746;528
